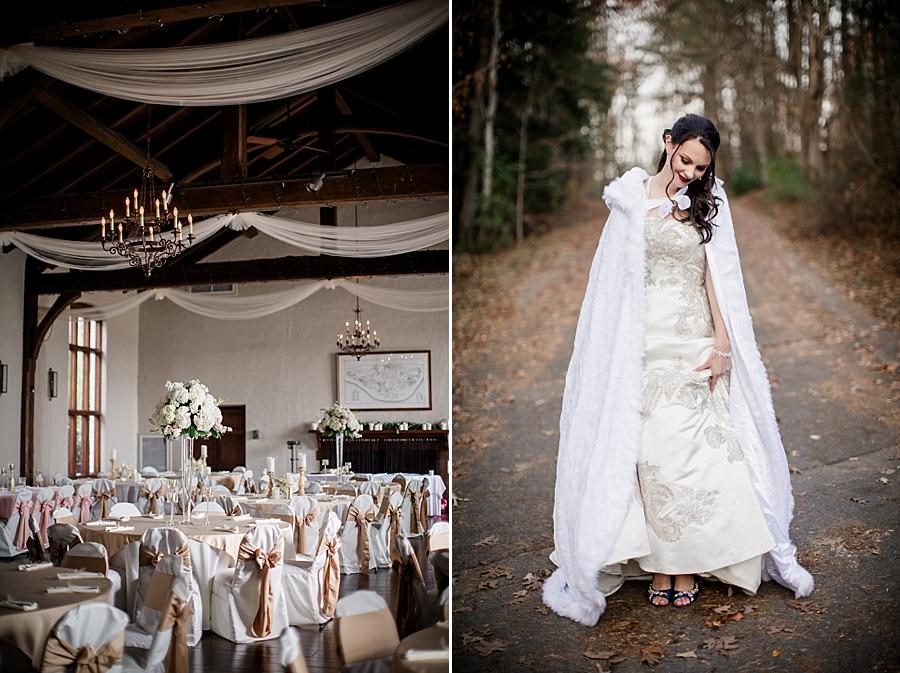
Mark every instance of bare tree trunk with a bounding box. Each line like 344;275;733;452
515;93;533;244
480;0;501;210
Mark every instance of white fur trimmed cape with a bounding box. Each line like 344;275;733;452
542;166;814;625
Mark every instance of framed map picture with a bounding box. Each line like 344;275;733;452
336;351;432;410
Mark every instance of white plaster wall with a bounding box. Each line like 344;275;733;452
33;314;68;479
0;250;25;469
137;275;448;476
103;310;139;468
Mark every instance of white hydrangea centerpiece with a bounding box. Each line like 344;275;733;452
317;402;362;439
149;379;231;440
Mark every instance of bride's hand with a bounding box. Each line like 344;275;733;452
693;348;732;392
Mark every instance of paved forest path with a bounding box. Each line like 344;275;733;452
452;194;899;672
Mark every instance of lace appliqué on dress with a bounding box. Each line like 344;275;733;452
642;356;709;418
638;462;720;543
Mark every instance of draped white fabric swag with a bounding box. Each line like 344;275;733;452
0;0;448;106
0;210;447;271
70;278;447;321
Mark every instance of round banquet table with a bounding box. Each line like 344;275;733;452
0;563;113;667
77;514;291;562
390;625;450;673
237;494;353;522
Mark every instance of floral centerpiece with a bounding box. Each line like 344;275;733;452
150;379;230;439
316;402;362;439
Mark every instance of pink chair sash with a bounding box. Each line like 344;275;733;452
14;500;34;549
38;500;55;541
55;495;74;510
75;494;94;524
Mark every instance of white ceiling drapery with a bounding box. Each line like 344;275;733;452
0;1;447;106
0;210;447;271
70;278;448;322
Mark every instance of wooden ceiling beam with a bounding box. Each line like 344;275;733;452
31;250;448;294
33;89;173;181
335;90;379;162
28;1;326;41
1;164;448;230
222;105;248;179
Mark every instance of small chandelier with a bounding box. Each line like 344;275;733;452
337;292;380;360
99;110;193;277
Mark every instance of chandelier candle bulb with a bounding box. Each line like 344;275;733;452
101;217;106;237
149;226;154;242
134;189;138;204
139;206;144;228
155;199;160;219
118;223;123;243
125;196;130;217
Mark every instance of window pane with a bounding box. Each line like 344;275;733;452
73;416;83;474
75;353;84;409
89;321;96;349
88;353;96;411
87;417;96;473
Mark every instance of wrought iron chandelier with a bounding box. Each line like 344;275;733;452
337;200;381;359
337;282;380;360
99;110;193;277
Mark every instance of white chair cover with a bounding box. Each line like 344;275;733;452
137;479;166;515
216;496;243;516
74;483;95;524
120;555;192;673
0;491;31;557
232;466;246;473
427;521;450;552
40;600;128;673
52;473;74;486
338;495;376;575
140;467;159;478
92;479;118;520
210;523;289;642
52;507;77;524
278;626;310;673
282;511;342;627
57;485;76;499
334;589;399;669
210;484;231;496
289;496;321;558
193;501;226;514
62;542;122;607
47;523;82;565
305;481;323;495
110;502;143;518
127;528;203;647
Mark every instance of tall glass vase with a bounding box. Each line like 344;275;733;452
335;434;344;484
171;435;194;524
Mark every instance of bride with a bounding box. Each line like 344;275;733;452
543;114;813;624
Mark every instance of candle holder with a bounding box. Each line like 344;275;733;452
266;469;274;498
298;466;306;495
110;457;118;480
287;440;300;473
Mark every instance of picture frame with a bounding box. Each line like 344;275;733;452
335;350;432;411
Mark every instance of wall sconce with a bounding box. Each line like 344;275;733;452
48;368;58;400
305;171;325;193
0;361;7;396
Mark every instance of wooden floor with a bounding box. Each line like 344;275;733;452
1;526;442;673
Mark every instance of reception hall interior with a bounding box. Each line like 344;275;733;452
0;2;449;672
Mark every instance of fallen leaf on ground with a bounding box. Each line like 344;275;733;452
512;589;528;598
472;639;507;657
713;604;733;614
787;600;828;614
773;649;781;657
478;580;499;591
675;650;698;658
461;628;493;647
474;535;499;547
480;565;513;579
703;636;739;656
641;644;665;666
522;572;544;591
583;649;621;661
851;497;868;504
766;624;794;635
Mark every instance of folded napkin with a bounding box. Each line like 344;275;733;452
47;585;101;594
213;526;239;533
86;520;116;527
18;562;53;572
228;514;252;521
104;526;134;532
141;514;165;520
0;598;38;611
248;518;283;525
57;571;105;580
404;649;449;662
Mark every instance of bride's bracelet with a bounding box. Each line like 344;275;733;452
712;348;732;359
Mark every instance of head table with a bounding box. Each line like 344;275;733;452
0;562;113;667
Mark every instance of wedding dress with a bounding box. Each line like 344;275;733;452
597;182;775;595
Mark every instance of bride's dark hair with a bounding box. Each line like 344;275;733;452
656;114;721;243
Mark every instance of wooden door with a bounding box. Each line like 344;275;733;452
195;405;245;471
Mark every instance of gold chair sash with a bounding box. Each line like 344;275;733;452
95;491;114;519
40;630;124;673
388;507;403;567
336;607;399;666
397;551;427;639
319;537;341;618
139;542;192;571
61;553;107;574
237;536;284;638
418;486;430;534
292;511;317;555
409;490;427;535
157;594;192;673
346;505;374;573
139;485;164;514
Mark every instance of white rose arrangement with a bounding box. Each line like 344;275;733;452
150;379;231;440
317;402;362;439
